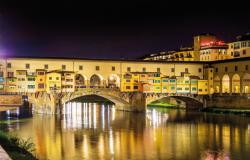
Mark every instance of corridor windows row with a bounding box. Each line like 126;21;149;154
216;65;249;73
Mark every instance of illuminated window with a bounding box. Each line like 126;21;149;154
112;66;115;71
44;64;48;69
26;64;30;69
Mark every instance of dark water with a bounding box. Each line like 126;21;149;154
1;102;250;160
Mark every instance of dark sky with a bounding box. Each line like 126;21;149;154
0;1;250;59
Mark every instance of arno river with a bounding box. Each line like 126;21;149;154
1;102;250;160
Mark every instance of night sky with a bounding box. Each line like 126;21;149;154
0;1;250;59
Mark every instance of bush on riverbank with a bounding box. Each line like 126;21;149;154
0;131;37;160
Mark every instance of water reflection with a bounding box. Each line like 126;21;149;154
0;103;250;160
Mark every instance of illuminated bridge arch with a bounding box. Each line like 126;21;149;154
146;94;204;110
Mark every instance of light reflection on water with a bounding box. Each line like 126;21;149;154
1;102;250;160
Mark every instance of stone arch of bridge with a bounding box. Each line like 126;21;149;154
61;91;131;111
146;95;203;110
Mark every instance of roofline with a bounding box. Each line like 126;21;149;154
3;55;205;64
208;57;250;64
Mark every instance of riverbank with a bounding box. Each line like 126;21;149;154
0;131;37;160
201;107;250;116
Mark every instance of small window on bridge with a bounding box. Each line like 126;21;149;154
96;66;100;71
112;66;115;71
79;65;83;70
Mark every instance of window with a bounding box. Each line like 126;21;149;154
142;67;146;72
171;86;175;90
215;68;218;72
112;66;115;71
56;77;59;80
96;66;100;71
225;67;228;72
163;86;167;89
171;68;175;72
185;68;188;73
199;68;202;73
246;65;248;71
7;72;14;77
28;85;35;89
210;69;213;73
38;83;44;89
7;63;11;68
199;89;202;92
37;71;44;75
177;88;182;91
134;86;138;89
62;65;66;70
127;67;131;72
185;88;189;90
192;87;197;91
170;79;176;83
162;79;168;82
126;86;131;89
235;66;238;71
27;77;35;81
49;77;52;80
0;72;3;77
157;68;160;72
79;65;83;70
243;50;246;55
26;64;30;69
231;52;233;56
126;80;130;82
44;64;48;69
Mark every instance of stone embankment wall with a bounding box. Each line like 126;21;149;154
0;95;23;106
206;95;250;109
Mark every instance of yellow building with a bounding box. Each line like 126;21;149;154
176;76;190;94
198;80;208;95
153;72;161;93
36;69;46;92
16;70;27;93
46;71;62;93
121;73;133;92
172;47;195;61
168;77;176;94
61;71;75;93
161;77;169;93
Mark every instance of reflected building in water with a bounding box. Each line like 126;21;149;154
1;103;250;160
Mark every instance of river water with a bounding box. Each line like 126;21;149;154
1;102;250;160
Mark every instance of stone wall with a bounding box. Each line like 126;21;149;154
206;95;250;109
0;95;23;106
